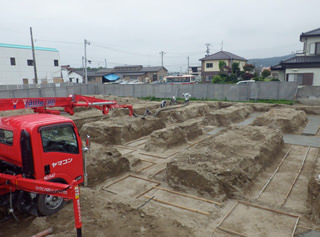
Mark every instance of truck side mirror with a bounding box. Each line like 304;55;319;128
82;135;90;152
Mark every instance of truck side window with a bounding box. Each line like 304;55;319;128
0;129;13;145
41;125;79;154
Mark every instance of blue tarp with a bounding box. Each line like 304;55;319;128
103;74;120;81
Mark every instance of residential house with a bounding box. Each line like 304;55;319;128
0;43;62;85
199;51;247;82
271;28;320;85
188;66;202;79
73;69;104;83
61;65;83;83
97;65;168;83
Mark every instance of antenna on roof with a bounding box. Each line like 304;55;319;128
205;43;211;56
221;41;223;51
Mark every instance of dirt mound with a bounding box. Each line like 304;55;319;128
308;177;320;223
144;120;203;152
80;117;165;145
166;126;283;200
251;108;307;133
86;143;129;187
156;103;211;123
201;105;253;126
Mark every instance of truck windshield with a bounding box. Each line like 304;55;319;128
40;125;79;154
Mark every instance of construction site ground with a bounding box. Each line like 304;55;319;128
1;96;320;237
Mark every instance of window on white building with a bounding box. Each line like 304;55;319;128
27;60;34;66
10;57;16;66
54;60;59;67
309;43;316;55
316;42;320;55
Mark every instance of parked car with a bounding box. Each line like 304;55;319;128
236;80;255;85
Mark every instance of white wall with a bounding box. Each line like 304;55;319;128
68;71;83;84
0;45;61;85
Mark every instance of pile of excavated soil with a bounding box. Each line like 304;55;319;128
86;143;130;187
80;117;165;145
156;103;211;123
144;120;203;152
308;151;320;224
251;108;307;133
201;105;253;126
308;177;320;224
166;126;283;200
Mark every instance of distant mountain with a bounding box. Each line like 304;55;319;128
248;54;294;68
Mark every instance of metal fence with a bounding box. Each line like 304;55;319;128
0;82;299;101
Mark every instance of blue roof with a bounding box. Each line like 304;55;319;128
104;74;120;81
0;43;58;52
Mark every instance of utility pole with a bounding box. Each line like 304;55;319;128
205;43;211;56
30;27;38;84
187;56;190;74
84;39;90;84
159;51;166;67
105;58;107;68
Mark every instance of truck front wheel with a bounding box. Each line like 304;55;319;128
37;194;65;216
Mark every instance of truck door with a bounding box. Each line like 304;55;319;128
38;123;83;184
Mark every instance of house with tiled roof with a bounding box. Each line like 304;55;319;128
199;51;247;82
97;65;168;83
271;28;320;85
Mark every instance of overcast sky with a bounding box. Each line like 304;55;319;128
1;0;319;72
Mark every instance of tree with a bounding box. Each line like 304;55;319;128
261;69;271;78
231;62;241;78
219;60;227;72
243;64;255;72
211;75;224;84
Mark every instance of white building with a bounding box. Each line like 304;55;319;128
0;43;62;85
271;28;320;85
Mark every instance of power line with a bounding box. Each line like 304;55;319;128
34;39;82;45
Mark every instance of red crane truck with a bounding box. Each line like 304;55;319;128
0;94;133;236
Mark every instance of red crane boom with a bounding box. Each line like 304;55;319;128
0;94;133;116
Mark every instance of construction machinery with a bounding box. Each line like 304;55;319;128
0;94;133;236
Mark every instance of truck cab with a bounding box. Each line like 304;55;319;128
0;114;84;215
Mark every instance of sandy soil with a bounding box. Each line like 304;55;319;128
1;97;320;237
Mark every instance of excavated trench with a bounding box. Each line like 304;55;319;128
3;97;320;236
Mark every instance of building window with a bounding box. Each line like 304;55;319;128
316;42;320;55
206;63;213;68
54;59;59;67
10;57;16;66
27;59;34;66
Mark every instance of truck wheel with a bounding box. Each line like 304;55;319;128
37;194;65;216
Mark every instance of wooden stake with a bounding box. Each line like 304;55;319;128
291;217;300;237
238;201;299;218
217;226;247;237
102;175;130;190
136;186;158;199
281;146;310;207
139;153;167;159
153;187;222;206
116;145;137;151
129;174;161;185
32;228;53;237
143;195;210;215
216;201;239;227
256;145;293;199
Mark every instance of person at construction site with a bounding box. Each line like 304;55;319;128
182;93;191;104
160;100;167;108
